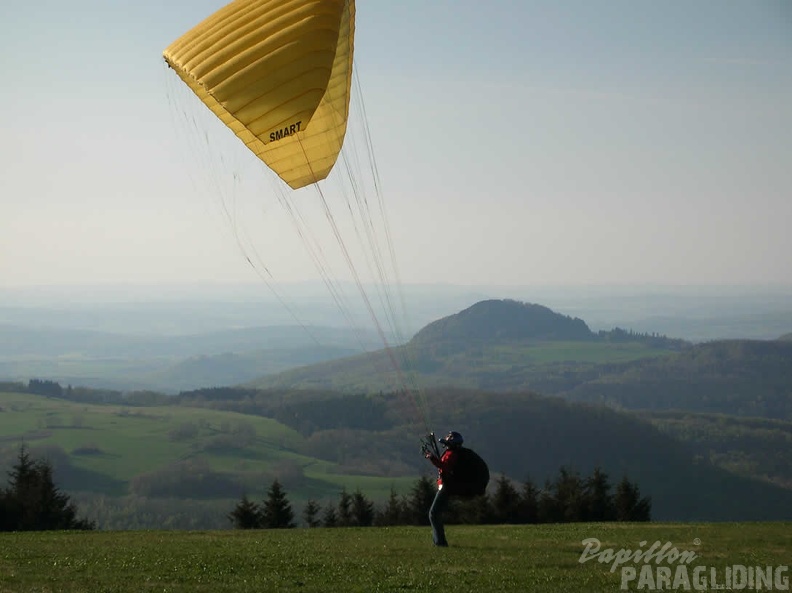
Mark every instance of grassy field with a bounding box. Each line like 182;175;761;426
0;390;301;480
0;523;789;592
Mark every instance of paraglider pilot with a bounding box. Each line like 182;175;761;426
423;431;464;547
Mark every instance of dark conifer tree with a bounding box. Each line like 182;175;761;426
322;503;338;528
407;476;435;526
302;499;321;528
228;495;261;529
583;467;616;521
454;494;494;525
260;479;295;529
336;488;352;527
517;477;539;524
553;467;585;522
537;479;561;523
350;489;374;527
491;474;521;524
614;476;651;521
375;487;406;526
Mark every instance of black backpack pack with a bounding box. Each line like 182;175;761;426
445;447;490;497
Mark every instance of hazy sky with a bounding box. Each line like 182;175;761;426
2;1;791;290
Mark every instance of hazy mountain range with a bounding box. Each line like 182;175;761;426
2;287;792;526
1;283;791;392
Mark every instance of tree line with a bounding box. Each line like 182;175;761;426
0;446;648;531
229;467;651;529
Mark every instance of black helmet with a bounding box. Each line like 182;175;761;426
439;431;464;448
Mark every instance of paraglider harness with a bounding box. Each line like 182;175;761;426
421;432;490;498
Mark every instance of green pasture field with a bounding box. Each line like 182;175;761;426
0;390;302;480
1;522;789;593
0;391;411;502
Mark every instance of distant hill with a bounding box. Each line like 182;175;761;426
144;345;362;392
0;324;371;392
252;299;688;394
0;323;374;359
412;300;594;343
779;332;792;341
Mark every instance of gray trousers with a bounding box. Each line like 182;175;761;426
428;486;450;546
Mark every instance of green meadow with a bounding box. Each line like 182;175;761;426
0;390;412;503
1;523;789;592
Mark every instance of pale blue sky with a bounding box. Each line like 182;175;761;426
2;1;790;289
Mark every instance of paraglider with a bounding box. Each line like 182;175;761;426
422;431;490;547
164;6;494;549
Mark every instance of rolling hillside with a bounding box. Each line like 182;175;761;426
251;300;791;421
0;389;414;529
4;381;792;527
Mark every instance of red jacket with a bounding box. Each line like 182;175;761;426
429;448;459;488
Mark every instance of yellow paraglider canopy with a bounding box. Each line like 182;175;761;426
163;0;355;189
